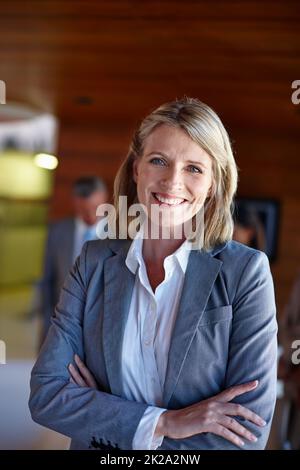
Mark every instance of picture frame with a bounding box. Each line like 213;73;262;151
233;197;280;262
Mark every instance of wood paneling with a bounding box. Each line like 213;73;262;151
235;133;300;311
1;1;300;132
0;0;300;312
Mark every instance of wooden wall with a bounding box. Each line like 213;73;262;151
1;0;300;314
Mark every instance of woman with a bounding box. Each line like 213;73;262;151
29;98;277;450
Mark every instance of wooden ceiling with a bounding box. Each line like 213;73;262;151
0;0;300;136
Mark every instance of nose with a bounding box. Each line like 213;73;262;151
160;165;183;191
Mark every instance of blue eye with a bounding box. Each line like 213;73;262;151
188;165;202;174
150;157;166;166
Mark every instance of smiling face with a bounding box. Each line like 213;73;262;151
133;124;213;233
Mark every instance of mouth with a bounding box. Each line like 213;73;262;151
152;192;188;206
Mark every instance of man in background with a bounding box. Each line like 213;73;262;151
39;176;108;345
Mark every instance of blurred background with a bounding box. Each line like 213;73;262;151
0;0;300;450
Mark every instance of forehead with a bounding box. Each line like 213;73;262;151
143;124;210;163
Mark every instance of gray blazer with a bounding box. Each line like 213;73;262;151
29;239;278;450
39;218;75;340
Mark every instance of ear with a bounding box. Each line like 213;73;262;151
133;159;139;183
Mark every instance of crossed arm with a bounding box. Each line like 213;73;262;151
69;354;265;448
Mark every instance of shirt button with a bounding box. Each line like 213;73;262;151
144;338;151;346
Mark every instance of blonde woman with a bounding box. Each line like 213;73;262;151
29;98;277;450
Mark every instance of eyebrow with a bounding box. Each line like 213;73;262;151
146;151;208;169
185;159;208;169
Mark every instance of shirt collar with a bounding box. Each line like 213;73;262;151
75;217;98;234
125;233;192;275
125;233;144;275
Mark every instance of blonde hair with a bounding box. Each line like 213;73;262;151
114;97;238;250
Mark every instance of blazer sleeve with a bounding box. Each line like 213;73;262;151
222;250;278;449
29;243;148;450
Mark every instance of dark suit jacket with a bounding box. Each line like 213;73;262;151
40;218;75;340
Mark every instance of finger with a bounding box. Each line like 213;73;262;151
74;354;98;389
69;377;76;385
221;403;266;427
68;363;87;387
217;380;258;402
211;423;245;448
217;415;257;442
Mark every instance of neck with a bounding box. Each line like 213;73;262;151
142;233;186;265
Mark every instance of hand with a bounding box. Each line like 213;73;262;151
68;354;98;389
156;380;266;448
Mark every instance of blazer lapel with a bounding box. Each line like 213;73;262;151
102;241;134;397
163;250;223;407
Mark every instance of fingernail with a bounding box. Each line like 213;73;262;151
240;440;245;446
250;435;257;442
68;363;73;370
260;419;266;426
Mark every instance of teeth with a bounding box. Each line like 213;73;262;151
154;193;185;205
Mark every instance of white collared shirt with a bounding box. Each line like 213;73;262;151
122;235;191;449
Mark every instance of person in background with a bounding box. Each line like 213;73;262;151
39;175;108;345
